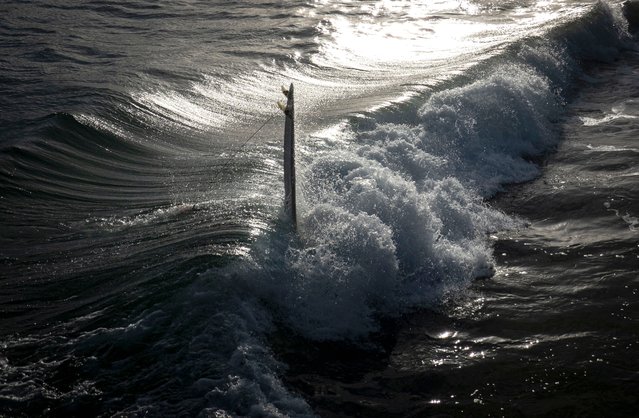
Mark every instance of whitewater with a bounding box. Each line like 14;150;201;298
1;1;638;416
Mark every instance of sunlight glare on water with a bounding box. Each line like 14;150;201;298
310;0;588;71
312;0;492;69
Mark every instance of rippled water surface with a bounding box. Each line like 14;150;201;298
1;1;638;416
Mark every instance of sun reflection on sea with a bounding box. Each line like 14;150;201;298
313;3;492;69
307;0;574;71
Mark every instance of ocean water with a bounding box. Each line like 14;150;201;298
0;1;637;416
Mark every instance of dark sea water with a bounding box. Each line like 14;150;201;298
1;1;638;417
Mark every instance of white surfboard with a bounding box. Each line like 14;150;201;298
280;83;296;229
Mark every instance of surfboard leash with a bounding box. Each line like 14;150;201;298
214;110;279;178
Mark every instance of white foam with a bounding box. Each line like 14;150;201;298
581;113;638;126
586;144;639;152
85;202;199;231
604;201;639;231
238;2;635;342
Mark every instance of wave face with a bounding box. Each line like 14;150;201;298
1;1;637;416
